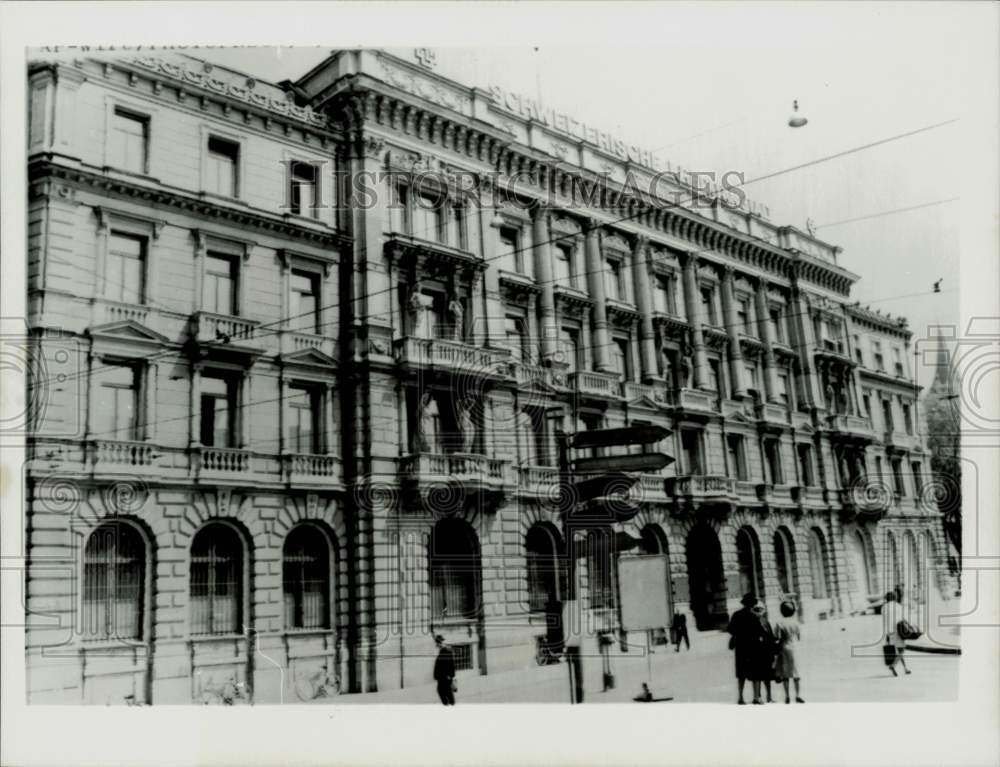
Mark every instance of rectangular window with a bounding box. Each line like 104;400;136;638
413;191;444;242
200;374;237;448
708;358;724;400
290;270;320;334
764;439;784;484
613;338;631;382
560;327;581;373
390;183;410;234
891;458;906;496
110;108;148;174
206;136;239;197
872;340;885;372
449;205;467;250
726;435;748;480
653;276;672;314
505;316;529;362
893;347;905;377
745;362;760;397
554;243;574;288
681;429;704;475
863;393;873;423
853;336;864;366
881;399;894;433
107;232;146;304
498;226;522;273
777;371;791;406
902;402;913;434
911;462;924;496
797;444;815;486
287;385;321;454
736;298;751;334
203;253;238;315
95;364;140;441
605;259;624;302
700;286;718;325
769;307;784;343
289;161;319;218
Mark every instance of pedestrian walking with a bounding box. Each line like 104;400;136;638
772;600;804;703
433;634;456;705
727;593;773;705
671;611;690;652
883;591;911;676
753;600;777;703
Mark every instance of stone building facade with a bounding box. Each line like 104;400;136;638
24;48;951;703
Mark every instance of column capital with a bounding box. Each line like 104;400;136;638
722;263;738;281
678;250;699;269
631;234;649;255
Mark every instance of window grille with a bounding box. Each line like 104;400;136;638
83;523;145;641
283;526;331;630
190;524;243;636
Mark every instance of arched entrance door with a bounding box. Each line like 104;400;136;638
845;530;873;612
428;518;485;674
903;530;923;605
773;526;801;609
736;526;765;601
639;524;674;643
886;532;902;599
686;523;728;631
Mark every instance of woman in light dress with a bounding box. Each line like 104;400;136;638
772;600;805;703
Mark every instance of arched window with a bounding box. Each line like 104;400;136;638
774;527;797;597
190;523;244;636
807;528;829;599
83;522;146;641
736;527;765;599
429;519;480;621
283;525;332;630
525;524;564;612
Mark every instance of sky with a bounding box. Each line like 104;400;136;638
144;4;987;391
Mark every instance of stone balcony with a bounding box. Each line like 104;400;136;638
395;337;512;379
401;452;514;510
280;329;336;359
191;311;263;354
622;379;671;406
756;401;790;428
89;439;157;471
721;398;754;420
837;486;889;521
568;370;621;400
826;413;875;442
194;446;253;480
515;465;560;498
755;482;798;510
284;452;343;488
676;387;717;414
666;474;737;512
636;473;670;503
883;430;919;452
100;299;150;326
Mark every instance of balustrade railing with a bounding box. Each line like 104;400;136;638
93;440;155;467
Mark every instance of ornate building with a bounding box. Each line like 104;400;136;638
24;48;951;703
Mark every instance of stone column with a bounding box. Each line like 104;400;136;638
631;236;658;381
719;266;748;397
788;281;823;411
479;194;506;349
240;365;253;449
192;231;207;314
585;222;612;372
754;278;780;403
678;251;709;389
188;361;202;447
143;361;158;442
531;205;558;362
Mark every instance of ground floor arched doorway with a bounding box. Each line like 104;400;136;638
686;523;728;630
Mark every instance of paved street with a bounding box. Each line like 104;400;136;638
307;608;959;706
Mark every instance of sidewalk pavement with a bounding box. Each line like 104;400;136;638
307;608;959;705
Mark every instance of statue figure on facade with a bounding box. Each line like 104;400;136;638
457;397;477;453
416;391;438;452
824;381;836;412
408;281;435;339
448;296;464;342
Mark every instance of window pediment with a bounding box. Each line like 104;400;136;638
88;319;170;348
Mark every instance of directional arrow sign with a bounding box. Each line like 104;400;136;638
572;472;639;503
573;452;674;474
570;425;671;451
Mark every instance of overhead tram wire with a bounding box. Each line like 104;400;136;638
45;118;959;390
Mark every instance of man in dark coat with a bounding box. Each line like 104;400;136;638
433;634;456;705
671;611;690;652
727;593;771;705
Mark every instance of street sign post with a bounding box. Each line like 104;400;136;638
573;452;674;474
557;427;674;702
